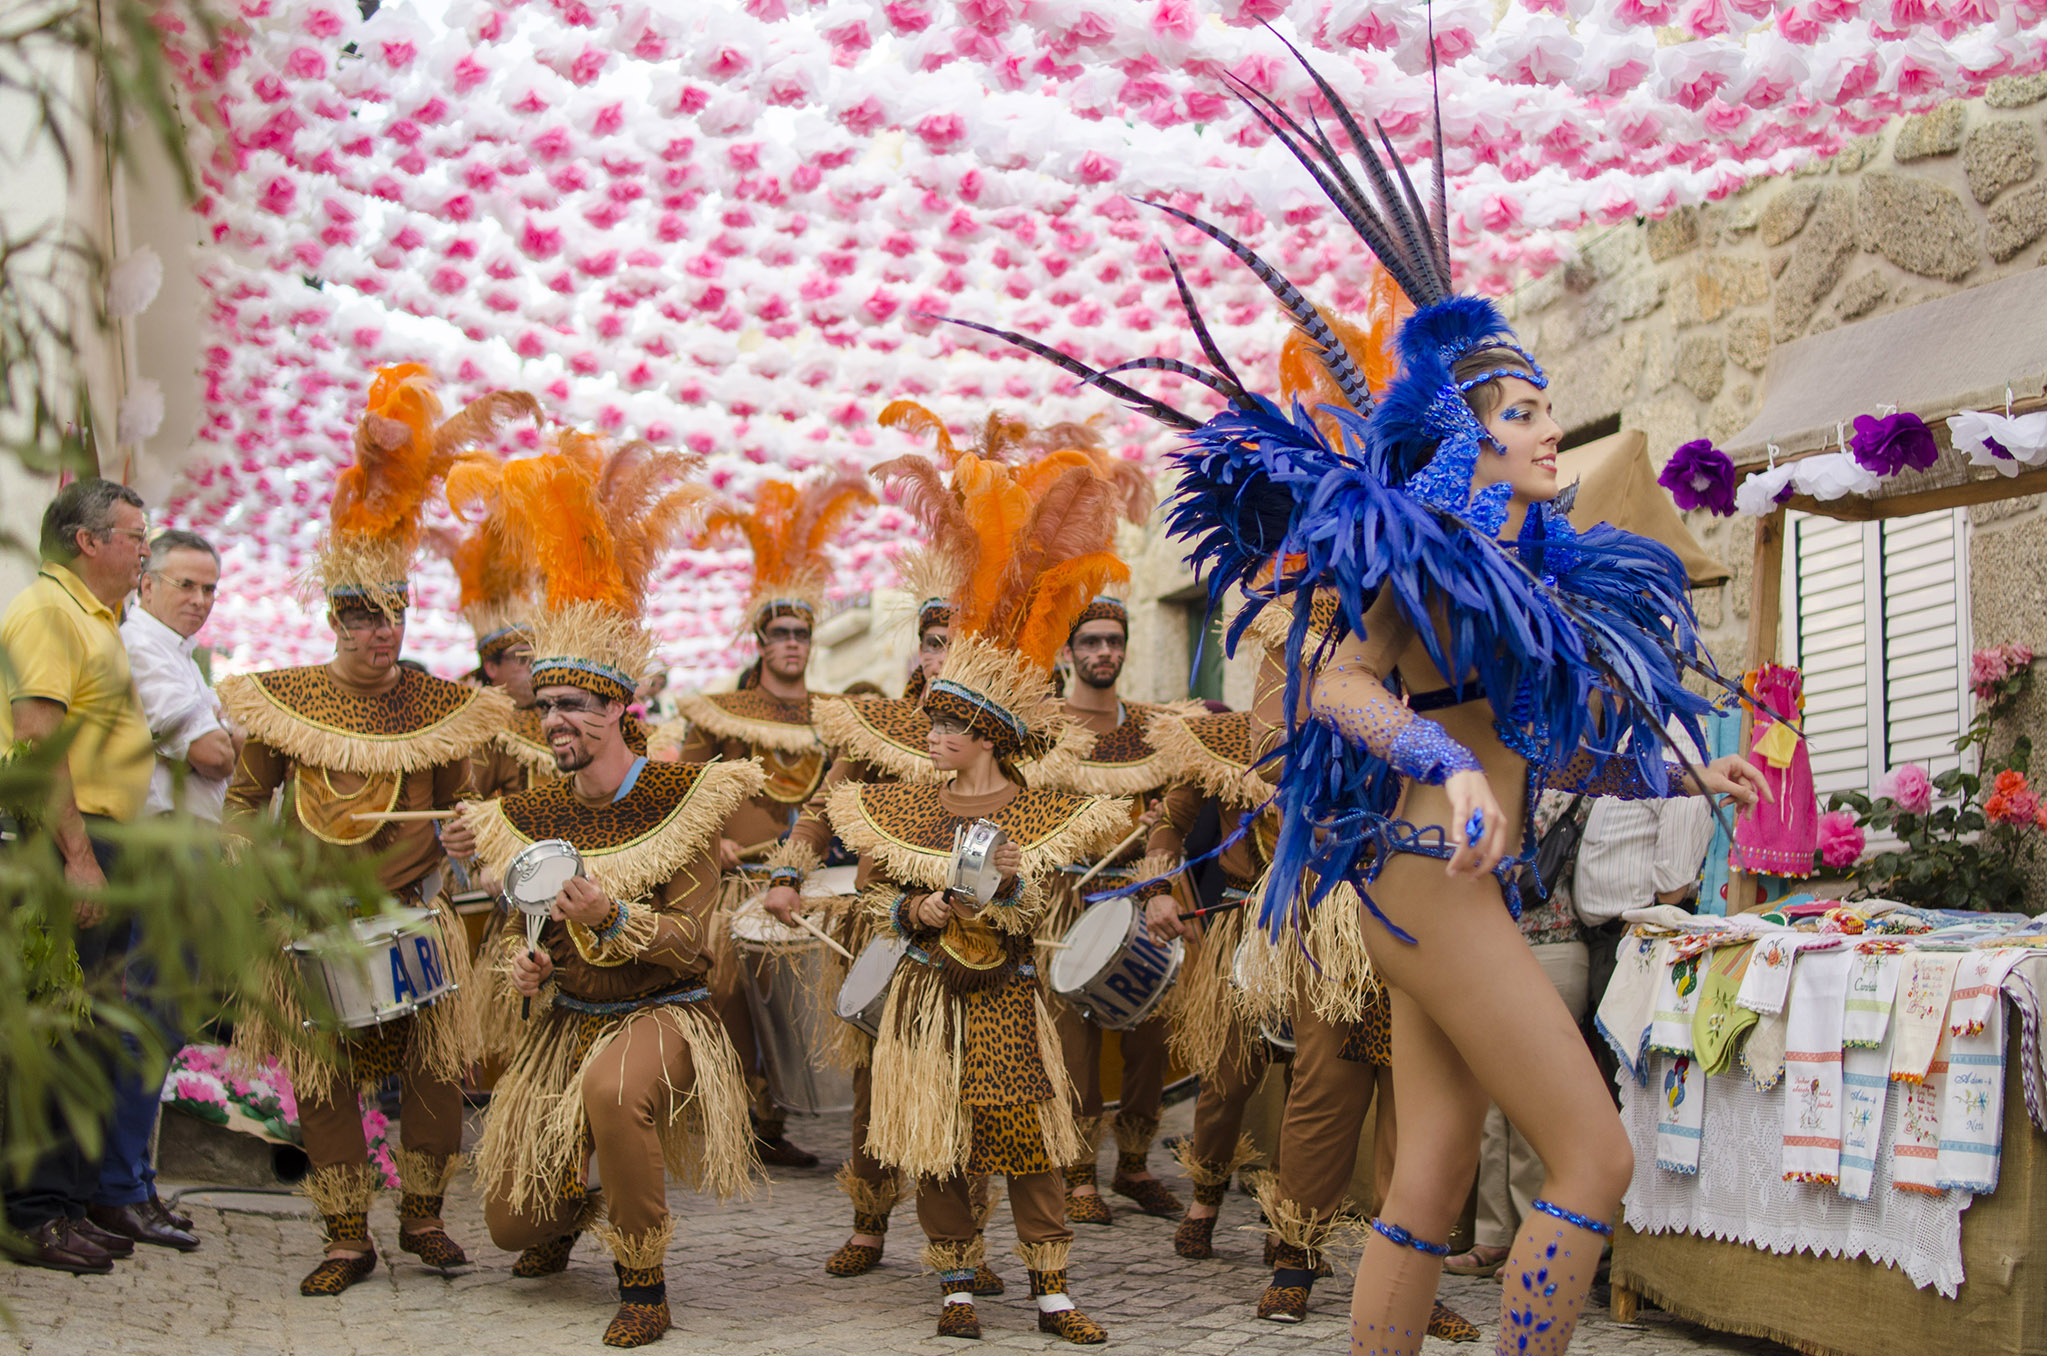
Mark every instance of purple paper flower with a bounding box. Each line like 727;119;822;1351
1658;438;1738;515
1848;412;1939;478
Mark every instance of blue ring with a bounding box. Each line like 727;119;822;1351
1464;809;1487;847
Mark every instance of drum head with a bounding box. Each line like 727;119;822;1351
836;937;909;1019
803;865;860;899
729;899;814;948
506;839;583;914
354;905;434;942
1050;897;1134;994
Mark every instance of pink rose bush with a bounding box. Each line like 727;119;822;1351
1875;762;1933;815
1817;811;1866;870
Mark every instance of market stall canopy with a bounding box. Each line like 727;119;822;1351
1727;266;2047;464
150;1;2047;677
1559;429;1729;588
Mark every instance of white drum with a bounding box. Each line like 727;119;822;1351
290;906;456;1030
835;935;910;1039
503;839;584;919
730;901;855;1115
1050;897;1183;1031
803;864;860;899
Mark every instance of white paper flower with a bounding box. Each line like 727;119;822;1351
1733;462;1797;516
107;245;163;319
118;379;165;446
1947;409;2047;476
1792;450;1881;501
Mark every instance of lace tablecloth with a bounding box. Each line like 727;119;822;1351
1620;1061;1973;1296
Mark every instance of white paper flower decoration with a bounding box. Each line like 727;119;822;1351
107;246;163;319
118;378;165;446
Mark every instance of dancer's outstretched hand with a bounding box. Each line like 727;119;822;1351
1683;755;1771;810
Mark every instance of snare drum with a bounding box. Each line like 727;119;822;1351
1050;897;1183;1030
290;906;457;1030
835;935;910;1039
1231;933;1295;1053
729;902;855;1115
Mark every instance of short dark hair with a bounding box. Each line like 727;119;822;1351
147;528;218;571
40;479;145;562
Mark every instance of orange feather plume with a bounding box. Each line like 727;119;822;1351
329;364;442;545
701;471;876;618
1280;262;1412;444
441;452;533;617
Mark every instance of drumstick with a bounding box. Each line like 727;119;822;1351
786;910;856;961
1178;899;1248;923
352;809;457;822
732;837;782;861
1035;939;1071;950
1072;823;1150;892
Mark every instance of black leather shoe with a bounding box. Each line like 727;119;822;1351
67;1216;134;1259
6;1219;114;1274
753;1134;819;1169
89;1202;200;1252
147;1195;195;1233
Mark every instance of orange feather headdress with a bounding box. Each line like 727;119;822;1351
1278;261;1411;447
316;363;540;614
465;431;708;704
880;441;1129;761
701;472;876;635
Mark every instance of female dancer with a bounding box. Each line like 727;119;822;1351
945;42;1767;1356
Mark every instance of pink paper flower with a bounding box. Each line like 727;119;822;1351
1817;811;1866;869
1876;762;1933;815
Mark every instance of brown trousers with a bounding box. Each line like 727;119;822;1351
1056;1002;1169;1127
710;880;784;1140
1274;990;1390;1227
917;1170;1069;1250
484;1010;701;1250
847;1057;890;1187
299;1047;463;1229
1189;1026;1275;1170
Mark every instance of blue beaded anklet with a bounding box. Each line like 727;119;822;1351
1368;1218;1450;1257
1529;1199;1612;1237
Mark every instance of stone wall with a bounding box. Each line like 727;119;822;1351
1501;76;2047;688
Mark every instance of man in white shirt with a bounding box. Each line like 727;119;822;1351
120;530;236;822
1572;790;1715;927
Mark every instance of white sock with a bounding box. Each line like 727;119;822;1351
1036;1293;1075;1314
944;1292;976;1306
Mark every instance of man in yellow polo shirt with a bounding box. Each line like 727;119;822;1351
1;477;155;1276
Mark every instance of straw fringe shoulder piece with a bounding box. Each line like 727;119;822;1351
219;668;513;778
666;689;823;756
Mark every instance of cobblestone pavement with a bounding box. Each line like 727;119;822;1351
2;1100;1789;1356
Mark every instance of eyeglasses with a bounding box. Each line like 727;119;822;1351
150;572;218;599
534;695;604;717
762;626;811;645
334;609;404;633
919;633;951;654
104;527;149;546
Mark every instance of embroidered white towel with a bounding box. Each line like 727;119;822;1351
1842;951;1901;1048
1892;953;1962;1084
1736;931;1803;1015
1936;998;2009;1193
1838;1025;1895;1201
1649;944;1705;1057
1596;934;1665;1084
1781;947;1853;1183
1654;1052;1706;1175
1948;951;2025;1038
1891;1024;1949;1194
1743;1006;1790;1091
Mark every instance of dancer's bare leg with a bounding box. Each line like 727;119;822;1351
1350;854;1631;1356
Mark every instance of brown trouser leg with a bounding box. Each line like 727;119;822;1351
485;1176;584;1253
918;1171;1071;1249
848;1058;890;1186
711;894;781;1140
1190;1028;1272;1170
582;1013;699;1242
1115;1011;1169;1125
1275;997;1376;1226
298;1050;464;1177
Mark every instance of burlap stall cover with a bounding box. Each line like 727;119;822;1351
1612;1026;2047;1356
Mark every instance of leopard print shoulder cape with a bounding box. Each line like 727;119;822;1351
1036;700;1207;797
219;666;513;777
467;758;766;904
1145;708;1276;811
825;780;1131;893
666;689;820;755
812;693;943;785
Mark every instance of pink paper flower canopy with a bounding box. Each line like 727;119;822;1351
156;0;2047;682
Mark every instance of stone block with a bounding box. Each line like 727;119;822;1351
1549;328;1644;432
1968;492;2044;527
1758;182;1823;247
1965;120;2039;204
1675;334;1726;402
1833;270;1889;321
1670;255;1770;328
1971;519;2047;651
1892;101;1967;161
1986;181;2047;262
1613;269;1667;321
1858;173;1980;281
1707;381;1757;441
1509;266;1565;316
1987;73;2047;109
1585;227;1639;279
1640;330;1674;393
1646;206;1699;262
1832;134;1884;174
1725;196;1764;234
1725;313;1772;372
1773;186;1858;340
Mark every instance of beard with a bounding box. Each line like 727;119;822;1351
552;740;594;772
1075;656;1122;689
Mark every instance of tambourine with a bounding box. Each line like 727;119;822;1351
946;819;1011;911
504;839;585;917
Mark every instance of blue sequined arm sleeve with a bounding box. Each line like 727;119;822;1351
1314;659;1482;785
1547;747;1690;800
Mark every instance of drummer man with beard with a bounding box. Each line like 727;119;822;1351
459;436;760;1349
1033;596;1189;1224
220;366;521;1296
